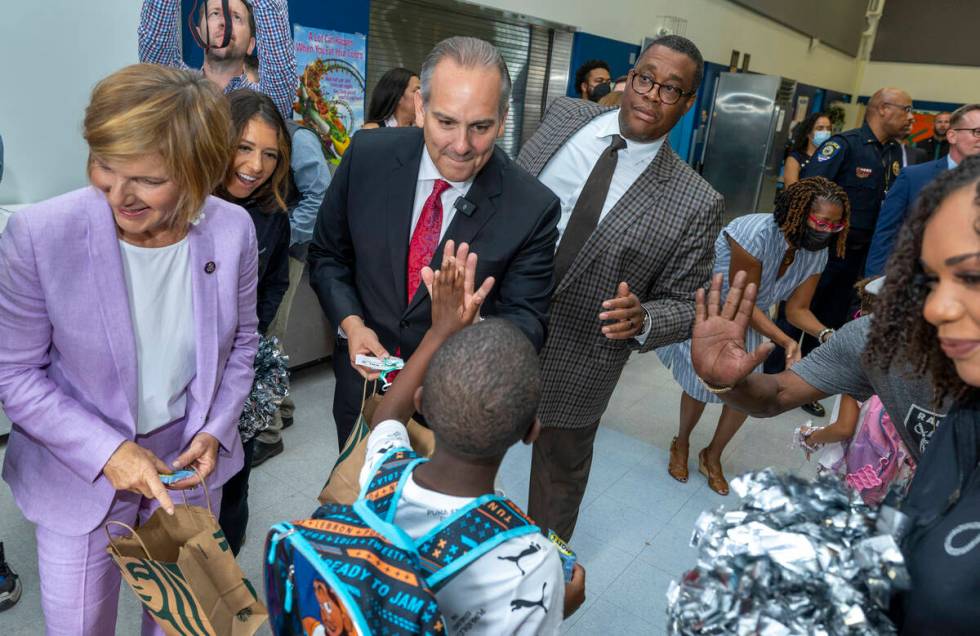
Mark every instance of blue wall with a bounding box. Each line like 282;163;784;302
180;0;370;68
566;32;639;97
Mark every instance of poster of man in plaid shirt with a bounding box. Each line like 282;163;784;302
138;0;296;121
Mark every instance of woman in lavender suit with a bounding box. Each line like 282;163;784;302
0;64;259;634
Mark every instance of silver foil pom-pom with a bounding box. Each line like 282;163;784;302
667;469;909;635
238;335;290;443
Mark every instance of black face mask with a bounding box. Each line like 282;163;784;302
799;227;834;251
589;83;611;102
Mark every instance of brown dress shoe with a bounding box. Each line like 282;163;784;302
698;448;729;496
667;437;689;483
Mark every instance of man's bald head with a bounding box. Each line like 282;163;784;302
867;87;913;141
868;87;910;110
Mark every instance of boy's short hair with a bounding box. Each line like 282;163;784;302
422;320;541;460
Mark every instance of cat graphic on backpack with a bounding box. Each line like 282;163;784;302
302;580;354;636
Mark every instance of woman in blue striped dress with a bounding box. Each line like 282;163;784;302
659;177;850;494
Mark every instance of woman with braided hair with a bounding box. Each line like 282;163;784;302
659;176;849;494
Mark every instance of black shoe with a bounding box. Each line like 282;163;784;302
801;401;826;417
251;439;284;467
0;543;22;613
282;416;294;430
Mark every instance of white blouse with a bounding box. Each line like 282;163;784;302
118;238;197;435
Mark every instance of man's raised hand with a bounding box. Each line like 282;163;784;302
691;271;774;388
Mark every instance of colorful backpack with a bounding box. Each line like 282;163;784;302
264;448;541;635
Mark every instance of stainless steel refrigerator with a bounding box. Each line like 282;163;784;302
700;72;797;221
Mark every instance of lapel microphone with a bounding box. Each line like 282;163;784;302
454;197;476;217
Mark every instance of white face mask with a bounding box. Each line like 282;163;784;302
813;130;832;147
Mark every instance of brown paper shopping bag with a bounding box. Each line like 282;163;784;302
318;380;435;505
106;480;268;636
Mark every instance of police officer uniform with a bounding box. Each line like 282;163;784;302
798;121;902;345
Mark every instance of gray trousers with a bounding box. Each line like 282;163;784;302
257;257;304;444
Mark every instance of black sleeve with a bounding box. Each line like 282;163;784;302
801;135;848;181
307;132;362;328
256;215;291;334
488;195;560;351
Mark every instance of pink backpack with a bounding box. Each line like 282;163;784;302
833;396;916;506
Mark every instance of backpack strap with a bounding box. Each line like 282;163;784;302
415;494;541;590
359;447;428;521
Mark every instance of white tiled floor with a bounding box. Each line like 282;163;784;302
0;352;823;634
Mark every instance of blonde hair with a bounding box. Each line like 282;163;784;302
83;63;232;229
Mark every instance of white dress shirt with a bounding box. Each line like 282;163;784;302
409;146;474;243
537;109;665;342
118;237;196;434
340;147;474;339
538;109;665;244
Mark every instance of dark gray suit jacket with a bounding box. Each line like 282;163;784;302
518;97;724;429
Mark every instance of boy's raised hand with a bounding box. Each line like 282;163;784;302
422;241;495;335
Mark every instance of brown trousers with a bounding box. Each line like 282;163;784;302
527;421;600;541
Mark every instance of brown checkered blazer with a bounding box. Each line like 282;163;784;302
518;97;724;429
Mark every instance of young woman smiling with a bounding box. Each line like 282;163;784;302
214;88;292;555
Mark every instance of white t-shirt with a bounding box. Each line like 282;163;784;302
359;421;565;635
118;238;197;435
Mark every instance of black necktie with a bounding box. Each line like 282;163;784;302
554;134;628;284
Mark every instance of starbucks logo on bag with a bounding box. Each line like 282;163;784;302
127;560;214;635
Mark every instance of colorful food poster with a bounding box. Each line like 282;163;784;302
293;25;366;164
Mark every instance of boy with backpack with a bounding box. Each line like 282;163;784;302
265;242;585;634
362;242;586;634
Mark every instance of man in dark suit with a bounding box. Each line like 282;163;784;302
901;140;927;166
916;111;951;161
866;103;980;276
517;35;723;539
308;36;560;445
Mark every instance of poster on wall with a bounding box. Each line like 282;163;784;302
293;25;366;165
910;112;940;145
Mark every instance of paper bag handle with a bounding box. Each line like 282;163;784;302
361;378;378;410
174;466;213;517
105;519;154;560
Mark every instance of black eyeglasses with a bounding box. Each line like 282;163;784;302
952;127;980;139
883;102;913;114
629;70;693;105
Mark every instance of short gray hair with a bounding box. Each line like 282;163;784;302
420;36;512;119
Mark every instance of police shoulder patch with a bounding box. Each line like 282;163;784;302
817;141;841;162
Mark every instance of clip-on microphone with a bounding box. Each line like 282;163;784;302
454;197;476;217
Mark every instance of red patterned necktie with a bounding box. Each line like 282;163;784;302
407;179;451;302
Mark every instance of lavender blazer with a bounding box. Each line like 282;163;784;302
0;187;259;536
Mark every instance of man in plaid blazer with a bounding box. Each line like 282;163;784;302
517;35;724;539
